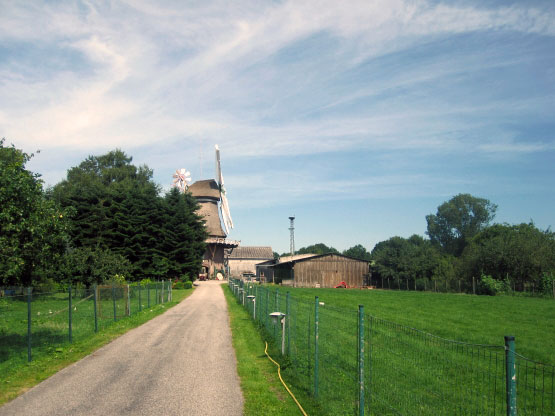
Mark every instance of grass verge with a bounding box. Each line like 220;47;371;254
0;288;194;406
223;284;318;416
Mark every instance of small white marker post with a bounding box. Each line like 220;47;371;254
247;295;256;319
269;312;286;355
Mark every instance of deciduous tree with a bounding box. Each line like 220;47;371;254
426;193;497;256
295;243;339;256
460;222;555;291
0;139;70;286
343;244;371;261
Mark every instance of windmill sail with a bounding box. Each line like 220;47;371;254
215;145;233;235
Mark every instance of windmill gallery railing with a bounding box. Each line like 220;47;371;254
229;279;554;416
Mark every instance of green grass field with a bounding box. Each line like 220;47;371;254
0;286;192;405
271;287;555;363
233;282;554;415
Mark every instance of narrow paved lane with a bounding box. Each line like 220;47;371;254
0;281;243;416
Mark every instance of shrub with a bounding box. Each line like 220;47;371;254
415;278;428;291
478;274;509;296
104;273;127;286
184;281;193;289
173;281;185;289
539;272;554;296
33;277;61;294
139;278;153;287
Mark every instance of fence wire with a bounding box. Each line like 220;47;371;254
229;279;554;416
0;282;172;373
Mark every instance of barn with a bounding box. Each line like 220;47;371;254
228;246;274;277
271;253;370;288
256;254;317;283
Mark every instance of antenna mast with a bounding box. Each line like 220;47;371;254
289;216;295;257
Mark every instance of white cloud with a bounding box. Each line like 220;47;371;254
1;0;553;170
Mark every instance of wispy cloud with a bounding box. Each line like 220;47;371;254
1;0;554;213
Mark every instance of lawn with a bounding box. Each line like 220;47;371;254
270;287;555;364
233;282;554;415
0;286;193;405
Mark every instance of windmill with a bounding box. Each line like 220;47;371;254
188;145;239;280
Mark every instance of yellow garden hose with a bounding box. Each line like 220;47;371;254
264;341;309;416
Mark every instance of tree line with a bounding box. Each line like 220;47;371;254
372;194;554;295
279;242;372;261
1;140;206;288
283;194;554;296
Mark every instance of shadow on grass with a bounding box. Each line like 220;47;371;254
0;330;68;362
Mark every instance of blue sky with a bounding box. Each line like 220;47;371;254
1;0;554;254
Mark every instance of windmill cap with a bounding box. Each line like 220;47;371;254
188;179;220;199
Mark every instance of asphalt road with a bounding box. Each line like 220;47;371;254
0;281;243;416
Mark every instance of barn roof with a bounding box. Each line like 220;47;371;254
272;252;369;268
228;246;274;259
256;259;276;266
278;254;316;263
188;179;220;199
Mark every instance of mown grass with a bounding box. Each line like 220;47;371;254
270;287;555;364
222;284;320;416
238;284;554;415
0;288;193;406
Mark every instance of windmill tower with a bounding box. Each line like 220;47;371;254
187;145;239;280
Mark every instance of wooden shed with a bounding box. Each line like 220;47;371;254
272;253;370;288
255;259;275;283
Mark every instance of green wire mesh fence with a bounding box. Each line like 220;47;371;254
0;282;172;369
230;279;554;416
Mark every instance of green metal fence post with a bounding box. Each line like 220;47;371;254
147;283;151;308
505;336;517;416
314;295;319;399
358;304;365;416
276;290;279;314
307;314;311;385
156;282;158;305
368;316;372;411
69;285;73;343
265;289;270;328
255;286;258;321
112;286;117;322
161;281;164;304
127;284;131;315
286;292;291;355
138;285;142;312
27;287;32;362
93;285;98;333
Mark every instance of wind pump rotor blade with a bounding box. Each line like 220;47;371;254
172;168;192;192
